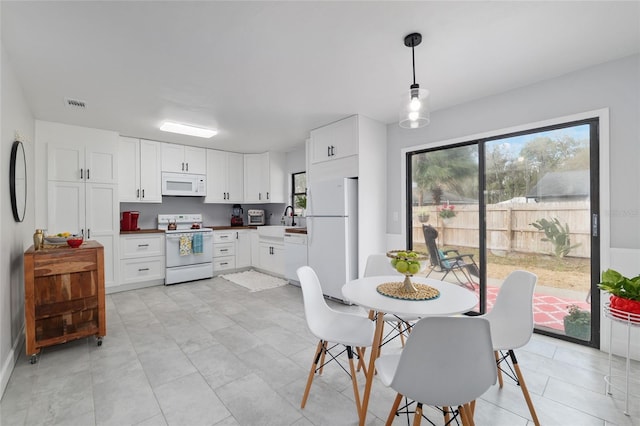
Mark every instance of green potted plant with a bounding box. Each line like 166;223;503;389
598;269;640;320
563;304;591;340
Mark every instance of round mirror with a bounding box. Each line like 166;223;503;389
10;140;27;222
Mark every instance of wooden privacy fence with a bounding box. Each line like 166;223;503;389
412;201;591;258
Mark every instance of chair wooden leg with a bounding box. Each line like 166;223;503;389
494;351;504;388
347;346;363;420
413;402;423;426
442;406;451;424
470;399;476;416
510;350;540;426
385;393;403;426
318;341;328;375
301;340;324;408
398;321;406;346
356;347;368;376
460;404;475;426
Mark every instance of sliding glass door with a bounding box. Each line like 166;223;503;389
408;118;599;346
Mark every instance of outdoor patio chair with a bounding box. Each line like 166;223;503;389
422;224;479;290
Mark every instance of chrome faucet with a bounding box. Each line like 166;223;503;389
283;205;296;226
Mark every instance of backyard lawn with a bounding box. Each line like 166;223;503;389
413;243;591;292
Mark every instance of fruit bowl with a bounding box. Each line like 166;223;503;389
386;250;429;292
66;236;84;248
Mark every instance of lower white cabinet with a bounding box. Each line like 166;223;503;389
213;230;236;272
213;229;254;273
119;233;165;289
259;239;284;276
236;230;252;269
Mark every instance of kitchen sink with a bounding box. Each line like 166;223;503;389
257;225;288;238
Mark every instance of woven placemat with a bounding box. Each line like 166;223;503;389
376;282;440;301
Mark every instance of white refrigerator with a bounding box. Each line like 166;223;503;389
306;177;358;301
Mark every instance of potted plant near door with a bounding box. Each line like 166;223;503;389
563;304;591;340
598;269;640;322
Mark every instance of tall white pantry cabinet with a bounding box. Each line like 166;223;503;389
37;121;120;290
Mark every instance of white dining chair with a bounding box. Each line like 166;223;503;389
479;270;540;426
375;316;497;426
297;266;375;419
364;254;419;347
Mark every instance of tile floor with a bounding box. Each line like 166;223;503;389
1;276;639;426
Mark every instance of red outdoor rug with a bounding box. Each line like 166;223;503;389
479;285;591;333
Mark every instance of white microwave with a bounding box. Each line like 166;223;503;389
161;172;206;196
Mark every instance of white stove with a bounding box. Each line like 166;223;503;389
158;213;212;233
158;214;214;285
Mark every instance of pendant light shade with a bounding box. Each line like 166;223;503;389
399;33;430;129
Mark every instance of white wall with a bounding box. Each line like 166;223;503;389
386;54;640;357
0;43;35;398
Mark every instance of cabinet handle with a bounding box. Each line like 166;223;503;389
236;232;239;239
80;169;84;179
87;229;91;239
87;169;90;180
137;244;149;247
137;189;140;199
267;192;270;200
331;145;335;156
259;193;262;200
327;146;331;157
181;162;185;171
220;235;229;240
221;262;228;266
221;248;228;252
142;189;145;198
138;268;150;272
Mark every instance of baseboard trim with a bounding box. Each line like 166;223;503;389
0;325;24;401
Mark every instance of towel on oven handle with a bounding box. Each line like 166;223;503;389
192;232;203;254
179;234;192;256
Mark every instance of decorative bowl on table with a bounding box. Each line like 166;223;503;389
44;235;68;244
386;250;429;293
66;236;84;248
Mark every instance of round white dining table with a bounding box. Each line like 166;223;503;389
341;275;478;425
342;275;478;318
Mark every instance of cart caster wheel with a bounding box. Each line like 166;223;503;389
30;355;37;364
96;338;103;347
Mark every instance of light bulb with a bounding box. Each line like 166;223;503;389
410;121;420;129
408;111;419;121
410;97;421;111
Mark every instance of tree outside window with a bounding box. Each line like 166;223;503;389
292;172;307;216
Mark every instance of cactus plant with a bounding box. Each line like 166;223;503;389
530;217;581;258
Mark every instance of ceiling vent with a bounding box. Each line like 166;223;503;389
64;98;87;109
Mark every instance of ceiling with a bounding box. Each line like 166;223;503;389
2;1;639;153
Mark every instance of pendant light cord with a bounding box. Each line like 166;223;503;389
412;43;416;86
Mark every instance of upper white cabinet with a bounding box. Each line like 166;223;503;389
161;142;206;174
119;137;162;203
38;121;120;289
205;149;244;203
306;114;387;277
310;115;358;164
47;133;118;184
243;152;285;203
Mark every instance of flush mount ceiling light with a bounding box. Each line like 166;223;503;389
160;121;218;138
399;32;430;129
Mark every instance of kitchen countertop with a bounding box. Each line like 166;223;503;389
120;229;166;234
207;226;258;231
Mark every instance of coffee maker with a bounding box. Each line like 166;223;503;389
121;211;140;231
231;204;244;226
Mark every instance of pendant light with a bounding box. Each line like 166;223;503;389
399;32;430;129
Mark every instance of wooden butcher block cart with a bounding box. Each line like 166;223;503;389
24;240;106;364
